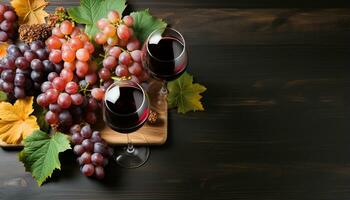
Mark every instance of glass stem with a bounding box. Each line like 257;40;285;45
126;134;134;154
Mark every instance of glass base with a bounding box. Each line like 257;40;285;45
114;146;150;169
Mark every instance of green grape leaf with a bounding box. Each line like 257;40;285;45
67;0;127;38
19;130;71;186
131;9;167;42
0;91;7;101
33;103;49;132
167;72;207;114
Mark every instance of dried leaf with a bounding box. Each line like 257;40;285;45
11;0;49;25
0;97;39;144
0;42;8;59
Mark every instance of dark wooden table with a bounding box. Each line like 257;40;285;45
1;0;350;200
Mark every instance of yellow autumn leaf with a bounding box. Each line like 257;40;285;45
0;97;39;144
0;42;8;59
11;0;49;25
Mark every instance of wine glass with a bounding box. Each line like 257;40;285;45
142;27;188;96
102;79;150;168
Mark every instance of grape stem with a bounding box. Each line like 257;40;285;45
79;83;90;96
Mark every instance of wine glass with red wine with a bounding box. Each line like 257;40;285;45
142;27;187;95
103;79;150;168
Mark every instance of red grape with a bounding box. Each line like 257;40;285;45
81;164;94;176
45;111;58;124
60;20;74;35
52;77;66;91
65;81;79;94
57;92;72;109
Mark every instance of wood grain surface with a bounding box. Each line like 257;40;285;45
0;1;349;200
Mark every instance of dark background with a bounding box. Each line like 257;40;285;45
1;0;350;200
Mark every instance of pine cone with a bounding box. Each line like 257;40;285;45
148;110;158;124
19;24;52;43
47;7;69;27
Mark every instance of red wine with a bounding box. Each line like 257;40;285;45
146;37;187;81
103;86;149;133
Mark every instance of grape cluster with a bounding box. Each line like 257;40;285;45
0;4;17;42
38;20;100;128
95;11;149;85
70;124;113;179
0;41;58;99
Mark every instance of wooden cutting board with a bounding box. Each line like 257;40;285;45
0;140;23;149
99;79;168;146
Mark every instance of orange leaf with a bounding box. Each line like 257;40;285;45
0;97;39;144
11;0;49;25
0;42;8;59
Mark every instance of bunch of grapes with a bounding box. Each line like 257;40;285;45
37;20;100;128
0;41;58;99
0;4;17;42
70;124;113;179
95;11;149;85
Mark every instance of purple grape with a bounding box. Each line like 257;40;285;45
43;60;55;72
82;139;94;152
30;59;44;71
70;106;83;122
54;63;63;73
0;5;6;15
93;142;107;154
71;133;83;145
49;104;62;113
73;145;85;156
0;20;12;31
18;43;30;53
85;112;97;124
8;47;22;58
105;147;114;157
70;124;81;134
4;10;16;22
47;71;58;82
25;78;32;91
1;69;14;82
91;153;104;166
0;31;8;42
58;110;73;127
15;68;30;76
35;49;48;60
14;73;25;87
15;57;29;69
0;79;4;90
91;131;102;143
30;41;44;51
81;164;94;176
94;166;105;179
14;87;25;98
3;56;15;69
24;50;38;62
41;81;53;92
2;81;13;93
81;125;92;139
30;70;44;82
87;97;98;111
80;152;92;164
